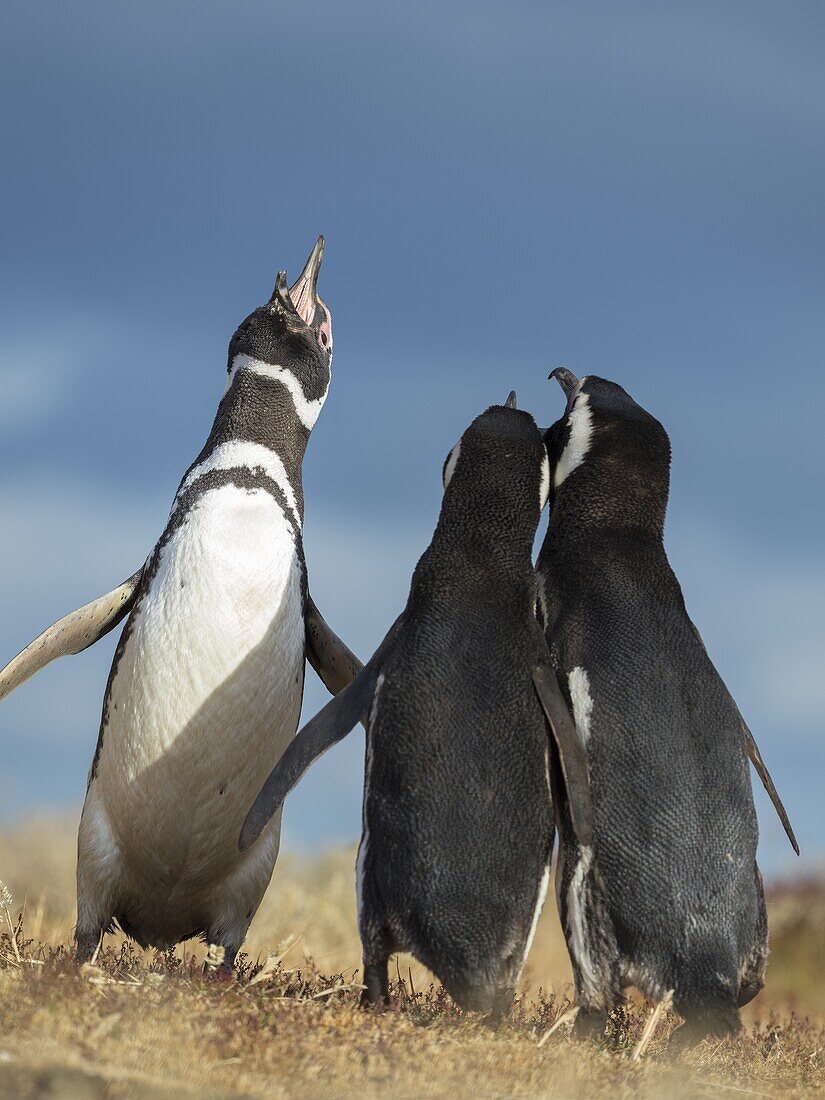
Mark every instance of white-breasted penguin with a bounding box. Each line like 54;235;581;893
536;368;798;1044
0;237;362;970
240;395;594;1015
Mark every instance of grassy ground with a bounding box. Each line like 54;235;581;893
1;816;823;1098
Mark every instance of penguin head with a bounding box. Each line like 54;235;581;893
546;368;671;533
226;236;333;428
441;391;550;532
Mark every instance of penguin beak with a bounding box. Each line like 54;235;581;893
289;235;324;326
549;367;582;414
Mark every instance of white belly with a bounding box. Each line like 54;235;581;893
93;483;304;901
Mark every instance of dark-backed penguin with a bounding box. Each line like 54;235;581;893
240;395;593;1014
536;368;798;1044
0;237;362;970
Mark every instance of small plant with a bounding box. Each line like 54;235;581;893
0;877;22;964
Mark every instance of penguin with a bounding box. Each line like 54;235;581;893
240;394;594;1015
535;368;798;1044
0;237;362;970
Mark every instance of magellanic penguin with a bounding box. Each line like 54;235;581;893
0;237;362;971
240;395;594;1015
536;368;798;1044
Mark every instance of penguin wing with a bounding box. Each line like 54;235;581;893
240;614;405;852
304;595;364;695
532;665;594;846
239;664;378;852
740;713;799;855
0;568;145;704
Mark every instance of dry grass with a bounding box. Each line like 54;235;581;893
1;815;823;1099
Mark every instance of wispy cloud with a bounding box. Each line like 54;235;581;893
0;322;115;432
0;474;161;604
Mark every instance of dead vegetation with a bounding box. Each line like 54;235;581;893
1;816;822;1098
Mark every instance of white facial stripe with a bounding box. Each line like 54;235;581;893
228;353;328;431
539;452;551;510
567;376;586;409
177;441;301;528
554;393;592;487
443;441;461;489
568;666;593;747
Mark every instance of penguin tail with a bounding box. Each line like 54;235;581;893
443;952;521;1017
447;976;497;1014
671;943;742;1046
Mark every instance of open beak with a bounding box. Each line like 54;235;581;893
549;367;581;414
289;235;324;325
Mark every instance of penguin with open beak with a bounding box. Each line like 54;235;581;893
0;237;361;972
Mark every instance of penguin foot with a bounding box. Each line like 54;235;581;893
571;1007;609;1042
668;1011;741;1054
668;1022;709;1055
359;989;389;1012
203;964;236;984
202;942;238;982
487;987;516;1028
73;928;103;966
360;959;390;1009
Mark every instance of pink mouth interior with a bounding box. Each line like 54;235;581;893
289;276;316;325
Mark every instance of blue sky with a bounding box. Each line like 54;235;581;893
0;1;822;876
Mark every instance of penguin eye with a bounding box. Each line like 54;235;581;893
316;306;332;353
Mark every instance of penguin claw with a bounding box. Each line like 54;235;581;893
358;990;389;1012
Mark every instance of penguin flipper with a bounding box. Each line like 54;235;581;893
0;568;145;704
740;714;799;855
532;666;594;847
305;595;364;696
239;662;380;852
241;614;405;852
